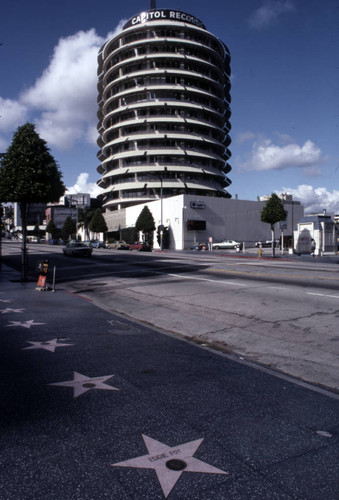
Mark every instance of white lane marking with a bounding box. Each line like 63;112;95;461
307;292;339;299
167;273;246;286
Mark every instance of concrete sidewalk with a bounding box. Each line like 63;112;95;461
188;246;339;264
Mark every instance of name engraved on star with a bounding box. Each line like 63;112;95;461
169;449;181;456
148;453;168;462
148;448;181;463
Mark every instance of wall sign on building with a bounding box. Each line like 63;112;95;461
190;201;206;209
123;10;206;30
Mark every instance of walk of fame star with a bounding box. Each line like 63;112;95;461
6;319;45;329
49;371;119;398
1;307;25;314
22;338;73;352
111;434;228;498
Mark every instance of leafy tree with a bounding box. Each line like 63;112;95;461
89;208;108;236
122;227;138;244
61;216;76;241
260;193;287;257
45;219;59;239
0;123;65;279
78;208;95;240
135;206;156;246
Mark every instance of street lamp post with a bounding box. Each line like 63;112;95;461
160;176;163;251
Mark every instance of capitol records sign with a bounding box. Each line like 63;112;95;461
123;10;206;30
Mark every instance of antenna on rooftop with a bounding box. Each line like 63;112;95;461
150;0;156;8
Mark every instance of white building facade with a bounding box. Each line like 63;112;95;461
96;8;232;211
104;194;304;250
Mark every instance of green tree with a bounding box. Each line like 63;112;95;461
62;216;76;241
135;206;156;246
88;208;108;237
260;193;287;257
45;219;59;239
121;226;138;244
0;123;65;279
78;207;94;240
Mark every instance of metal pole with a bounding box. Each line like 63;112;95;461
76;204;78;240
160;177;163;251
333;220;336;255
52;266;56;292
291;201;294;251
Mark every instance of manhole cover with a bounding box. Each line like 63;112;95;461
166;459;187;471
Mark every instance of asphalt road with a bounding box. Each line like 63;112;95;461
2;241;339;392
0;247;338;499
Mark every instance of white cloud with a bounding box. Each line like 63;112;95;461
273;132;295;145
0;137;8;151
249;1;295;29
235;131;257;144
280;185;339;214
0;97;28;133
0;20;126;151
237;136;326;173
66;172;104;198
20;29;104;149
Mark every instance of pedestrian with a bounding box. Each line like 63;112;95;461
311;239;316;257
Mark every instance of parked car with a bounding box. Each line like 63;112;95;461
212;239;240;250
255;240;279;248
107;240;130;250
62;242;93;257
82;240;93;247
128;241;152;252
90;240;106;248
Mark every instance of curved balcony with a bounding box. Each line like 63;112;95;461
97;9;232;210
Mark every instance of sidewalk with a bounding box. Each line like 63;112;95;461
190;246;339;264
1;263;338;499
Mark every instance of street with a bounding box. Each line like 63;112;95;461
2;240;339;392
0;246;338;499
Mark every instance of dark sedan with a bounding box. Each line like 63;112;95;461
62;242;93;257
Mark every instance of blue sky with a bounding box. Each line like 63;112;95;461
1;0;338;213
